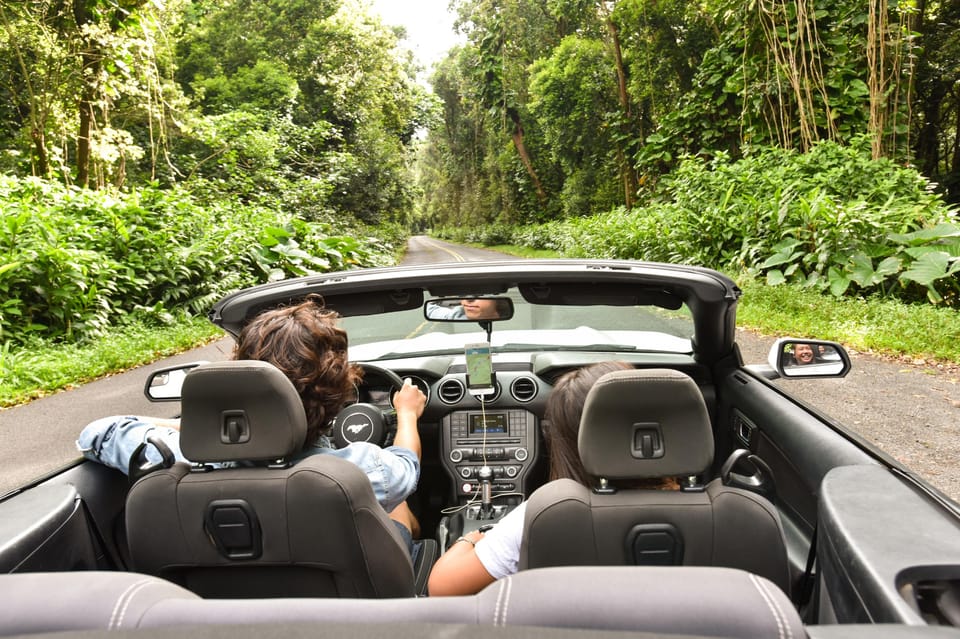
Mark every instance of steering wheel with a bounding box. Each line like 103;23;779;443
331;363;403;448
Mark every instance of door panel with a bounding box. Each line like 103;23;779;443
716;369;878;592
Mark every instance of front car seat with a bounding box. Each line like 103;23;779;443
125;360;417;598
519;368;791;595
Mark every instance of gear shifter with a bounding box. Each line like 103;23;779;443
478;465;494;519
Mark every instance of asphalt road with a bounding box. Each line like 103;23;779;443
2;235;958;503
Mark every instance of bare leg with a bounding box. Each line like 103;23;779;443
388;501;421;538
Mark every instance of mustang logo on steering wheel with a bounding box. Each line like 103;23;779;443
347;422;370;434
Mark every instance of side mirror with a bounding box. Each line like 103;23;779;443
143;361;208;401
767;339;851;378
424;296;514;322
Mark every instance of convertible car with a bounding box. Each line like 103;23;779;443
2;259;959;639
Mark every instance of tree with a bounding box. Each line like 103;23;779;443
529;36;622;215
0;0;185;187
911;0;960;203
172;0;427;223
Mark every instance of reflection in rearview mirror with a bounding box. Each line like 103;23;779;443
768;339;850;378
424;297;514;322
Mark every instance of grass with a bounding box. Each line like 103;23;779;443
4;244;957;407
477;244;562;259
0;315;225;407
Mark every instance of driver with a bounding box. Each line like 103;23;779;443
77;295;427;544
427;297;507;320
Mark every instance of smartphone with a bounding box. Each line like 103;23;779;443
464;342;495;395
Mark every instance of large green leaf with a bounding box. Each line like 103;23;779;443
766;269;786;286
828;267;851;296
899;252;960;287
888;223;960;246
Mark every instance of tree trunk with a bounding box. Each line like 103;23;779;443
506;108;547;205
915;86;944;178
76;84;94;188
31;127;48;177
606;16;635;208
73;0;98;188
950;98;960;204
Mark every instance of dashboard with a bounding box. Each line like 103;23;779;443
355;351;709;510
356;359;551;506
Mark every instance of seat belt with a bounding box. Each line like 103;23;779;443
795;523;818;613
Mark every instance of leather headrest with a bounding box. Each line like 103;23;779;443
180;360;307;463
578;369;713;479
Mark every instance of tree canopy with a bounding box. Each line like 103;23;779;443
0;0;430;224
420;0;960;227
1;0;958;231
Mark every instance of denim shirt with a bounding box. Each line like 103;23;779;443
77;416;420;513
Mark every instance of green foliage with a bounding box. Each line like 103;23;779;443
0;175;395;345
528;36;622;216
635;0;916;176
171;1;426;225
436;138;960;307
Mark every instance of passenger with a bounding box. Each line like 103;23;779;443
792;343;816;365
77;294;427;541
426;361;678;596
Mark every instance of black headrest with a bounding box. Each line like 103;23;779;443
578;368;713;479
180;360;307;463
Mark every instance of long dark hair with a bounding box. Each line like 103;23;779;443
234;295;363;445
543;361;634;485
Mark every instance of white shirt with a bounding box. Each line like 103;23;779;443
474;502;526;579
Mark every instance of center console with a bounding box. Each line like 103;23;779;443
440;408;538;503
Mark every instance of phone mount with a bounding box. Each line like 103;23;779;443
479;320;493;342
467;372;497;398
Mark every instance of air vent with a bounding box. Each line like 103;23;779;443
407;375;430;402
510;376;538;403
438;378;466;404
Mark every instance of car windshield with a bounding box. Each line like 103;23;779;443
342;289;694;360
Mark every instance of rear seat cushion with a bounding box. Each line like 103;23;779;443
0;566;802;639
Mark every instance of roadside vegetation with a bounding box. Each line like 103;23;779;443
2;1;960;405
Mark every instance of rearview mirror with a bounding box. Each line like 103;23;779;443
424;297;514;322
767;339;851;378
143;361;208;401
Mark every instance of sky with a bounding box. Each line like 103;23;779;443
367;0;463;71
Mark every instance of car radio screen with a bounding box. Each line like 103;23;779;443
469;413;507;434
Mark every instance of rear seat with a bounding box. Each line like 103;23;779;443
0;566;802;639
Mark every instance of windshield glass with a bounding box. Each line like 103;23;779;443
341;288;694;359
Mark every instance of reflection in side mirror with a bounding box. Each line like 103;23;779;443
767;339;851;378
144;361;208;401
424;296;515;322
